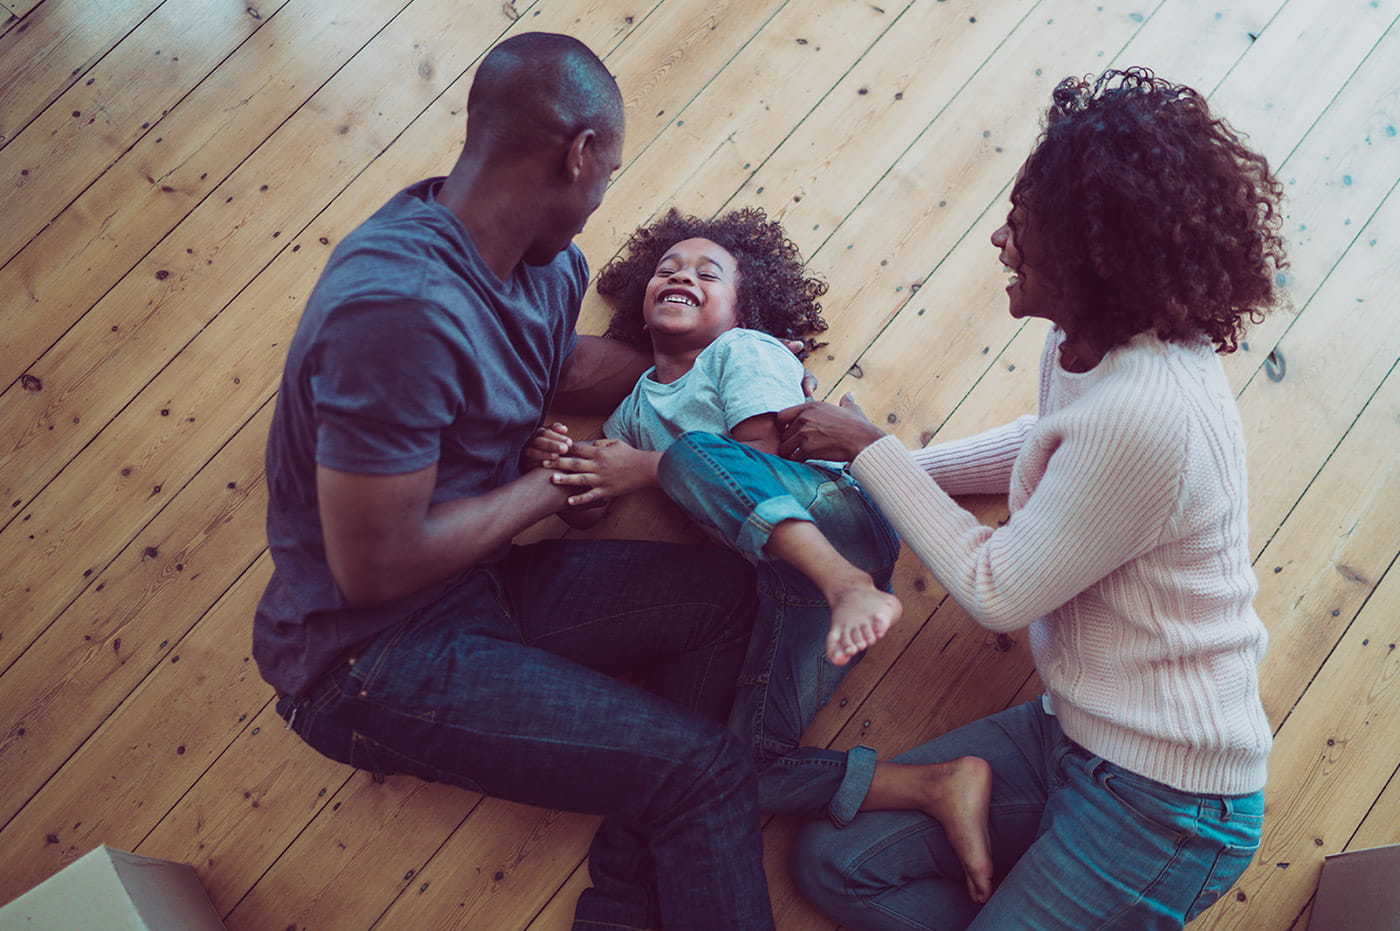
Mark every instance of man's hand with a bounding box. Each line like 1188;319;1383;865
523;422;573;470
546;438;662;506
777;392;887;462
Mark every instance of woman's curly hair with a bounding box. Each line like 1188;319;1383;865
597;206;828;358
1012;67;1287;354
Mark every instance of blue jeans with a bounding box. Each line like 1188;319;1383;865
277;538;775;931
792;700;1264;930
657;432;900;825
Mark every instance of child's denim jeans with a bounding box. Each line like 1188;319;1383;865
658;430;901;824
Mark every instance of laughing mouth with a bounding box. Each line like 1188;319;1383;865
657;289;698;307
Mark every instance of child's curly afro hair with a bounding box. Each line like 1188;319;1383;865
597;206;828;358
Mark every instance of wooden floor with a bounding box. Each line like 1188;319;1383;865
2;0;1398;927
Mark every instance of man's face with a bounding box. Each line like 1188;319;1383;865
525;129;623;266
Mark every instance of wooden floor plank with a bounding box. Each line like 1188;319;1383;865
0;553;274;902
1347;760;1400;851
836;0;1393;452
1239;183;1400;549
1219;9;1400;393
0;0;525;525
811;0;1279;443
0;1;1395;927
0;0;162;147
754;0;1156;392
0;399;271;836
0;0;417;391
572;0;916;306
0;0;296;267
367;800;600;931
1252;360;1400;725
140;697;353;916
0;0;43;25
219;770;478;929
1194;559;1400;930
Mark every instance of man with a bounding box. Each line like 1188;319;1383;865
255;33;774;930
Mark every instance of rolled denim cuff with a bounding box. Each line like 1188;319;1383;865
734;494;815;564
828;744;878;827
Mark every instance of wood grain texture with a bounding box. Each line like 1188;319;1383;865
1;0;1397;927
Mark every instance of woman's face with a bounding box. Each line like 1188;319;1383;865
990;204;1062;326
642;237;741;350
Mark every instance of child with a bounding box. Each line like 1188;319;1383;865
543;207;900;666
528;207;994;902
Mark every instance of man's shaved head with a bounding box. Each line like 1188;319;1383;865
466;32;624;157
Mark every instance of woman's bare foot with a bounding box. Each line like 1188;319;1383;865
864;756;995;903
826;583;903;666
923;756;995;904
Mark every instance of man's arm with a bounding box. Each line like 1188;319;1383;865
317;462;569;605
553;334;651;415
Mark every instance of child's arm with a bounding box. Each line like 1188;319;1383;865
523;423;610;529
729;412;782;457
546;439;663;507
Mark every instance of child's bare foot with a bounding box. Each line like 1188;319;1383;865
825;582;902;666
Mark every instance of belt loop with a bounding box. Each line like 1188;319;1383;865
1220;794;1235;821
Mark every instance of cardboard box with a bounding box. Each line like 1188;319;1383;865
0;845;225;930
1309;842;1400;931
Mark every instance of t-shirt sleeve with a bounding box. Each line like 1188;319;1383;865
602;393;640;445
712;331;808;430
561;244;589;358
309;300;464;475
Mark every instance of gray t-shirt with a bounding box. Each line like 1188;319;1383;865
604;328;806;449
255;177;585;696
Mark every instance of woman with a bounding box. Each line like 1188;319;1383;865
778;68;1285;929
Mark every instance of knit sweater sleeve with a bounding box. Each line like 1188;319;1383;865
851;398;1186;632
908;415;1036;496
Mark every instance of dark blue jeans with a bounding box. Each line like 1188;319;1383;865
658;432;900;825
278;538;774;931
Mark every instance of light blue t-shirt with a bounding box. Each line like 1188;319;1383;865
604;328;806;450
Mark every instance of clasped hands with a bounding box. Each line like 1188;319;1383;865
523;424;661;509
523;391;887;514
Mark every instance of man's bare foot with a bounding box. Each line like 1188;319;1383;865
919;756;995;904
825;583;902;665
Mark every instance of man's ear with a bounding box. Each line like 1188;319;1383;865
563;128;596;183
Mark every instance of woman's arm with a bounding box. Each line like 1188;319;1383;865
851;419;1182;632
909;415;1037;497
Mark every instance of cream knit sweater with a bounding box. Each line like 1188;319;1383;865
851;328;1272;795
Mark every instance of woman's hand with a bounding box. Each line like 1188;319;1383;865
777;392;887;462
546;438;662;506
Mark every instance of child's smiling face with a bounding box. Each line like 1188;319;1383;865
643;237;741;351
